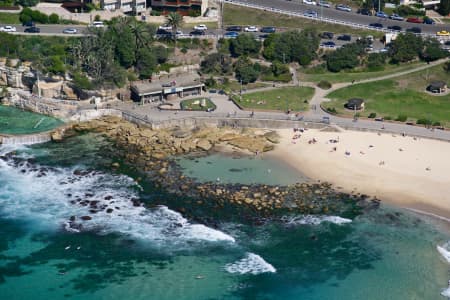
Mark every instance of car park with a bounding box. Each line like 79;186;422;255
320;31;334;39
303;10;318;17
193;24;207;31
303;0;317;5
224;31;239;38
335;4;351;12
406;27;421;33
226;26;242;32
337;34;351;41
244;26;258;32
0;25;16;32
369;23;383;28
375;11;388;18
387;25;402;31
62;28;77;34
317;0;331;7
260;26;276;33
437;30;450;36
389;14;404;21
407;17;422;23
24;26;40;33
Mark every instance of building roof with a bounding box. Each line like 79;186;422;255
131;73;204;96
346;98;364;106
428;81;447;89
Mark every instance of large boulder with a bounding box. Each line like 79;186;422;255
196;139;212;151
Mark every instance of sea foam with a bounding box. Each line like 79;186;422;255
437;243;450;264
0;149;235;246
281;215;352;226
225;253;276;275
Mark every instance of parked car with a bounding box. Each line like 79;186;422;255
159;25;172;31
406;27;421;33
406;17;422;23
369;23;383;28
317;0;331;7
375;11;388;18
365;45;374;52
62;28;78;34
24;26;40;33
437;30;450;36
226;26;242;32
337;34;351;41
423;18;435;25
320;31;334;39
90;21;105;28
190;30;205;35
22;20;35;27
387;25;402;31
260;26;276;33
358;8;372;16
389;14;404;21
335;4;351;12
0;25;17;32
303;9;318;17
244;26;258;32
320;41;336;48
224;31;239;38
303;0;317;5
193;24;207;31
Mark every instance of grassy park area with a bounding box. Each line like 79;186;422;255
323;65;450;126
0;12;20;24
299;61;426;84
233;86;314;112
180;98;216;111
223;4;382;37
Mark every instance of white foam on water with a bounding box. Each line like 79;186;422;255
437;243;450;264
281;215;352;226
442;287;450;298
225;253;276;275
0;148;235;246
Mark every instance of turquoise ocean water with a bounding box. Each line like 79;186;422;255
0;106;63;135
1;133;450;300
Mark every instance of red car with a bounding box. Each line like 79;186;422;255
407;17;422;23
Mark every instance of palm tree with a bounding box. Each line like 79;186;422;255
165;12;183;41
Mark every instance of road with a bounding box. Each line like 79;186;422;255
0;24;88;36
227;0;450;35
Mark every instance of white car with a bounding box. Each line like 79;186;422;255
62;28;77;34
193;24;207;31
159;25;172;31
90;21;105;28
303;0;317;5
0;25;17;32
244;26;258;32
317;0;331;7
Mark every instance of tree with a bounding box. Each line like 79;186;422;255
421;38;448;62
390;33;423;63
136;48;157;79
48;13;59;24
326;42;366;72
164;12;183;40
229;33;261;57
200;53;232;75
367;53;386;69
439;0;450;16
234;57;259;84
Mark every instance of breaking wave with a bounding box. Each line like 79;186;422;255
225;252;276;275
281;215;352;226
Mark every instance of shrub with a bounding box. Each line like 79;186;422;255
395;114;408;122
416;118;432;125
384;116;392;120
317;80;332;89
49;13;59;24
433;121;441;126
326;107;337;114
94;14;101;21
368;112;377;118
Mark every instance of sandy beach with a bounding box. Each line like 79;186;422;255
272;127;450;218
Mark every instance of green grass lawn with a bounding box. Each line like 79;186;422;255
299;61;426;84
219;81;270;93
323;65;450;126
223;4;382;38
180;98;216;111
0;12;20;24
233;86;314;112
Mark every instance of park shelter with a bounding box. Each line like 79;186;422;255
427;81;447;94
345;98;365;110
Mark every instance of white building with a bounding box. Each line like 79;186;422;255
101;0;146;15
